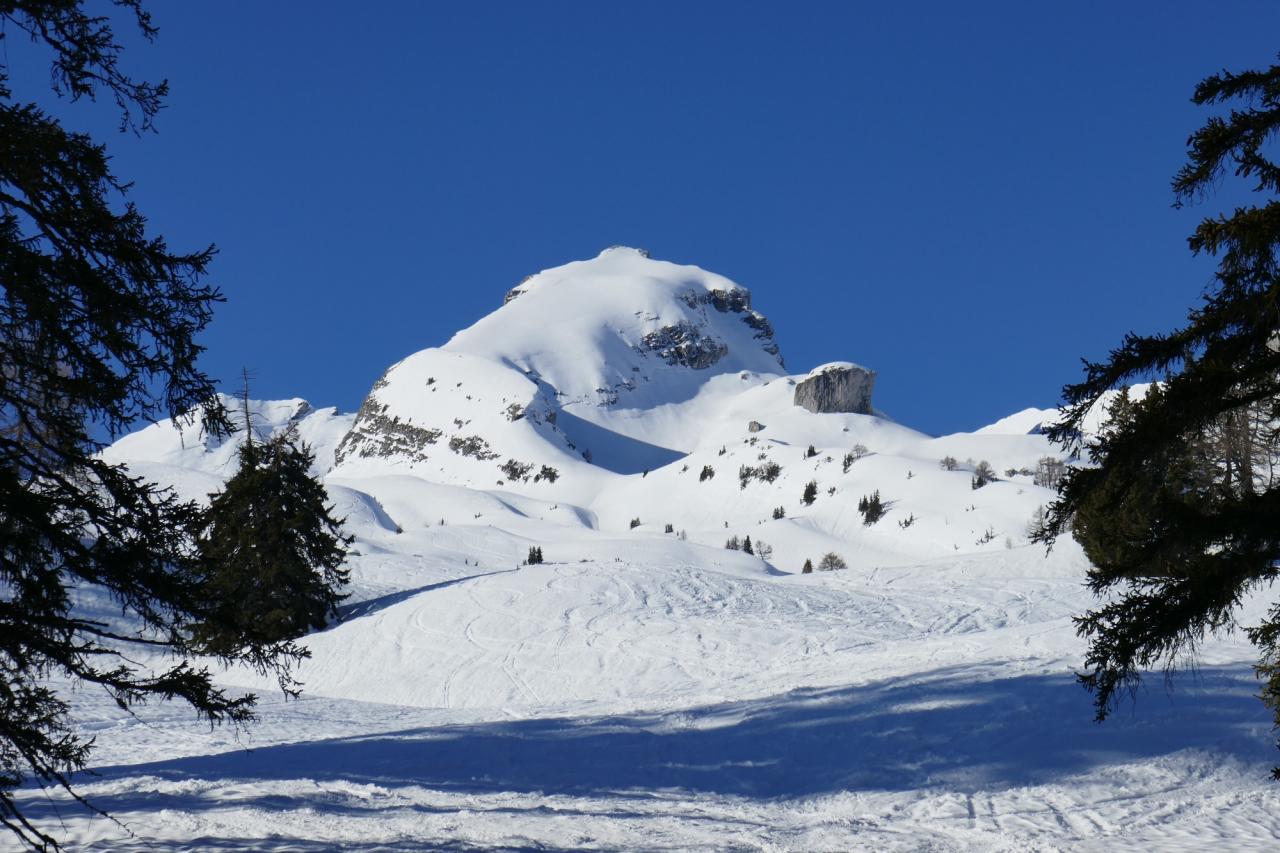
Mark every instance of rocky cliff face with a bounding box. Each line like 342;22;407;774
639;322;729;369
793;363;876;414
676;286;782;363
333;372;443;466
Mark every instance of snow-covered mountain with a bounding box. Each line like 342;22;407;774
334;246;789;479
321;246;1062;563
33;251;1277;851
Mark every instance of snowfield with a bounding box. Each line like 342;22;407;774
17;250;1280;851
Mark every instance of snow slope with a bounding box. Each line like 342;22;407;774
18;252;1280;851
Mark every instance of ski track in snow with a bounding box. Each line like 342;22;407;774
20;549;1280;852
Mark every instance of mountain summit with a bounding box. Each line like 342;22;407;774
334;248;798;478
456;245;784;400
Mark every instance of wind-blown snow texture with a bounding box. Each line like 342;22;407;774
22;251;1279;851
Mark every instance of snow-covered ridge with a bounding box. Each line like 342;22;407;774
100;395;354;504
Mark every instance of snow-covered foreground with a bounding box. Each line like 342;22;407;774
17;250;1280;850
20;543;1280;851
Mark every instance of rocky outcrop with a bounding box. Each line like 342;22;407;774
334;369;451;466
793;363;876;415
503;275;534;305
640;322;729;370
678;287;783;366
334;403;442;465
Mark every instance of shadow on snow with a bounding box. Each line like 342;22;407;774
72;662;1271;807
337;568;519;621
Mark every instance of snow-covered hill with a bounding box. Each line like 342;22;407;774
23;251;1279;851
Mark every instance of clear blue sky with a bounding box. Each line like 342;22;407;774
14;2;1279;435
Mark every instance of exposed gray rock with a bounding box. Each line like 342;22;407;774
793;364;876;415
748;420;766;433
676;287;783;367
334;403;441;465
449;434;499;460
641;322;729;370
503;274;536;305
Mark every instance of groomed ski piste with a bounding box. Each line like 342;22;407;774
19;249;1280;851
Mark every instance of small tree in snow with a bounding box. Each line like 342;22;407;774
857;490;885;525
971;460;996;490
842;444;869;473
801;559;814;574
818;552;848;571
801;480;818;506
1033;455;1067;490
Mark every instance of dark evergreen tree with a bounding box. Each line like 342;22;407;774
526;545;544;565
857;490;885;525
0;4;312;847
1038;57;1280;769
801;559;814;574
193;427;351;664
742;536;754;555
801;480;818;506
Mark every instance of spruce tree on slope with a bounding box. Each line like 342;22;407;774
0;4;317;847
192;426;351;666
1037;57;1280;770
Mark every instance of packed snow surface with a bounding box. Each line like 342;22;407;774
19;253;1279;851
